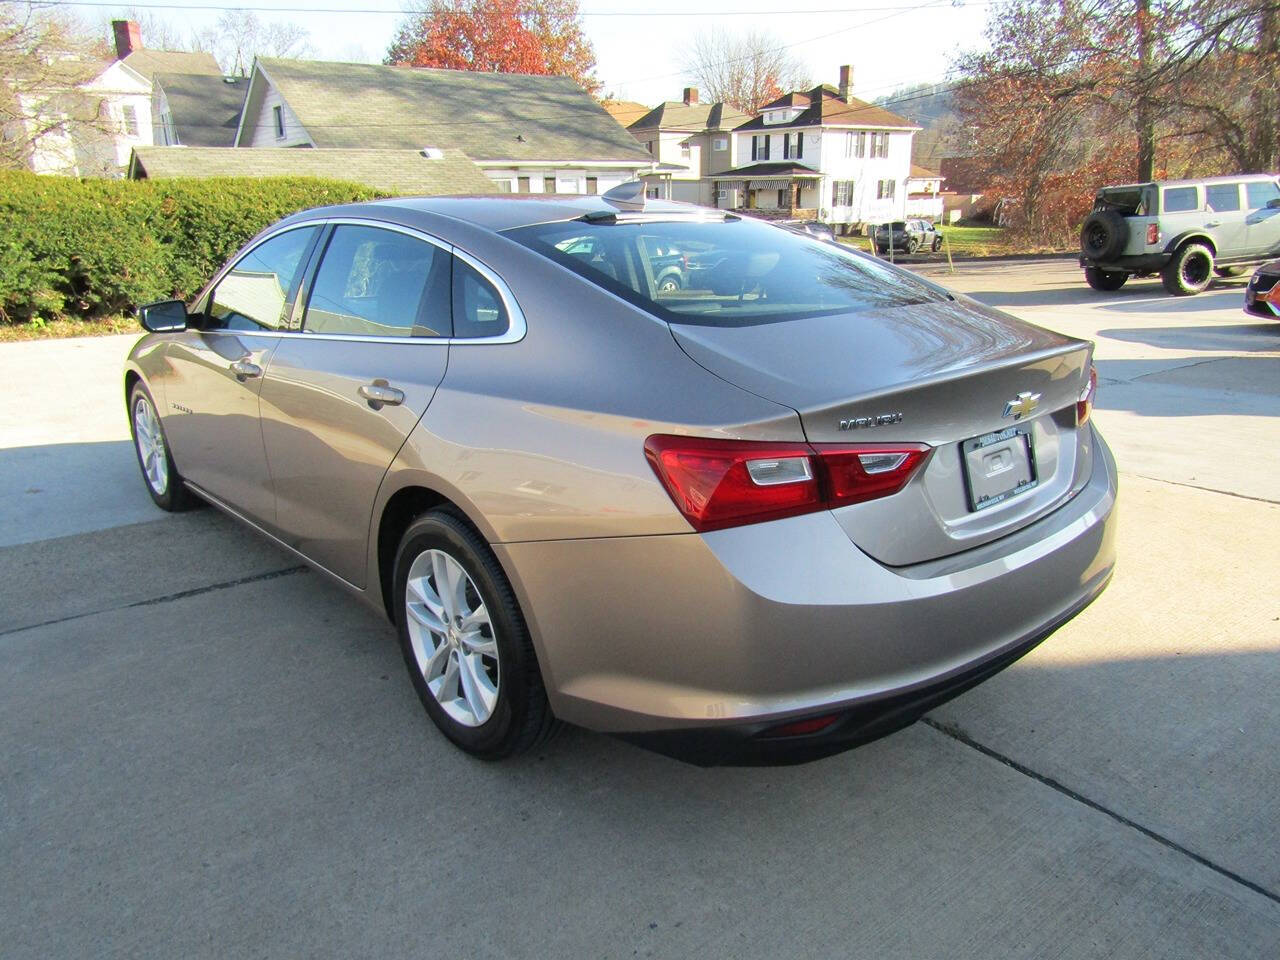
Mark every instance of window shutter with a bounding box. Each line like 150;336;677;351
796;134;803;159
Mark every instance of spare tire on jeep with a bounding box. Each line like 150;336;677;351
1080;210;1129;260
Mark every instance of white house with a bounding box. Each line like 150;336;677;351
710;66;920;230
234;58;657;195
5;20;221;177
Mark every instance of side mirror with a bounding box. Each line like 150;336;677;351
1267;197;1280;209
137;299;188;333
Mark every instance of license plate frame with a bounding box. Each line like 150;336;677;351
961;425;1038;512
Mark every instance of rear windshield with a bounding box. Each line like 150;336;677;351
504;217;944;327
1096;187;1151;215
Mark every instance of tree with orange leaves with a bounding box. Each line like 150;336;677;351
386;0;600;95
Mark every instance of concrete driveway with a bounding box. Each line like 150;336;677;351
2;260;1278;958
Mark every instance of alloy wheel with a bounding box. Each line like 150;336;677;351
133;395;168;495
404;549;500;727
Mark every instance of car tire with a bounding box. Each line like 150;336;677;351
906;238;920;254
1084;267;1128;291
931;236;943;252
129;381;198;512
1080;209;1129;260
1161;243;1215;296
657;275;681;293
393;508;557;759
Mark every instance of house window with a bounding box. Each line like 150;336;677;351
273;104;284;140
121;104;139;137
833;180;854;206
544;176;556;193
646;141;654;155
586;176;598;195
872;132;889;158
680;141;691;161
716;188;728;201
877;179;896;200
713;137;727;151
783;133;803;160
751;134;770;161
494;180;513;193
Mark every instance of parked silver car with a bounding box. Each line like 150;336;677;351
125;185;1117;765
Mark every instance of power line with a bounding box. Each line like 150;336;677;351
28;0;989;17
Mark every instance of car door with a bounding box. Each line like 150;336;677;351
162;225;320;525
1245;179;1280;257
256;222;455;587
1204;182;1248;257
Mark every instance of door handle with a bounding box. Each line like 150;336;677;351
229;359;262;379
1204;220;1221;228
358;381;405;409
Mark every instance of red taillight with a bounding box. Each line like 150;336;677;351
1146;223;1159;245
644;435;931;532
1077;365;1098;425
763;713;841;738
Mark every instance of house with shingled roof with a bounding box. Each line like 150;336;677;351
127;146;498;196
625;88;749;206
152;73;248;147
711;66;920;230
8;19;221;176
234;58;657;196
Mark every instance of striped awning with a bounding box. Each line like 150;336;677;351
750;178;790;189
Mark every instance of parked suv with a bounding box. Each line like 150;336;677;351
1079;174;1280;295
873;219;943;254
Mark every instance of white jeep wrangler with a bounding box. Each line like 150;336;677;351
1079;175;1280;295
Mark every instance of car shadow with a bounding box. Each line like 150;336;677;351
1097;322;1280;354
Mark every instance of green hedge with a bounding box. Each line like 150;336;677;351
0;172;384;325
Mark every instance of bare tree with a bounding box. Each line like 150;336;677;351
680;29;809;113
191;11;313;76
1;3;116;171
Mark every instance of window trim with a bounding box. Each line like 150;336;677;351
192;218;526;345
272;104;285;140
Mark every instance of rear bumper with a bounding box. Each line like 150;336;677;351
495;426;1118;762
1080;254;1169;272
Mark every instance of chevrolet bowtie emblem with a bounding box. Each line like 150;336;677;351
1003;391;1041;420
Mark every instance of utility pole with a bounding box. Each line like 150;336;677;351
1136;0;1155;181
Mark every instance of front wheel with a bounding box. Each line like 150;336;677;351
906;238;920;254
1084;267;1128;291
393;509;557;759
129;382;198;512
931;236;943;252
1161;243;1215;296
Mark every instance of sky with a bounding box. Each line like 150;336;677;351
65;0;993;109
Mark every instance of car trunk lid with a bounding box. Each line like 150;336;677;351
670;296;1095;564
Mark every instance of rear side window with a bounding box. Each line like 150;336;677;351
505;217;944;327
452;258;511;339
303;225;450;338
1246;181;1280;209
1206;183;1242;212
1162;186;1198;213
208;227;316;331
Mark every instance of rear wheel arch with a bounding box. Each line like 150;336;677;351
375;484;495;621
1166;232;1217;258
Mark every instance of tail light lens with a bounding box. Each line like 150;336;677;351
644;435;931;532
1146;223;1159;245
1077;365;1098;425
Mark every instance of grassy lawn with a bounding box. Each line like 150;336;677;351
0;316;137;343
841;225;1073;259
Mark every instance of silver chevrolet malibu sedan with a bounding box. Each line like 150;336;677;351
125;185;1116;765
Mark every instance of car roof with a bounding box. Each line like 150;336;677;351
1101;173;1279;192
330;193;702;233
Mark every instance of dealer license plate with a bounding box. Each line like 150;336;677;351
962;426;1038;512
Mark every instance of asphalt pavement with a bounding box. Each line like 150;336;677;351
2;260;1278;958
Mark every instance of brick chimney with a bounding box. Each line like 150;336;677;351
838;65;853;103
113;20;142;60
683;87;698;106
